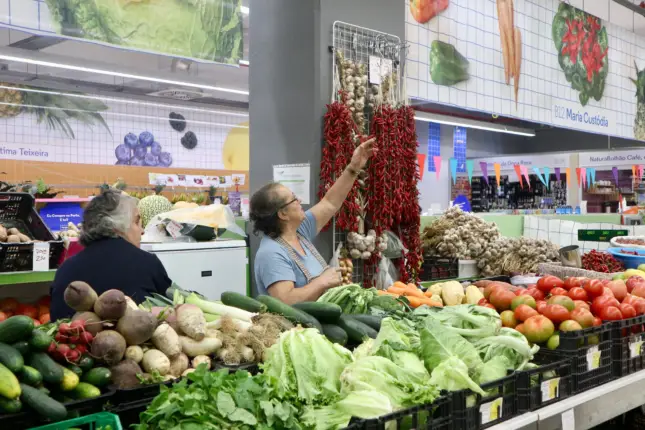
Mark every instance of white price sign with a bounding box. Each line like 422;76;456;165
541;377;560;402
32;242;50;272
165;220;183;239
586;345;601;371
479;398;503;425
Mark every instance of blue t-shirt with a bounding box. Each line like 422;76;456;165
255;210;325;295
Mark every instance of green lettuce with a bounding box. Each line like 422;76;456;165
428;356;485;396
301;391;394;430
473;328;539;371
414;304;501;339
475;356;511;386
418;318;483;371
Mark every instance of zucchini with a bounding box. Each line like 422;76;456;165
0;362;21;399
0;397;22;414
0;342;24;373
29;330;53;352
82;367;111;388
321;324;348;345
19;365;43;387
348;314;383;331
293;302;342;323
336;315;377;343
70;382;101;400
20;383;67;421
221;292;267;313
0;316;34;344
12;341;30;356
60;366;80;392
29;352;64;385
256;295;322;332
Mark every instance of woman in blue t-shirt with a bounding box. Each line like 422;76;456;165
251;138;375;304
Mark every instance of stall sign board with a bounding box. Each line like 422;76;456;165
577;229;628;242
39;203;84;233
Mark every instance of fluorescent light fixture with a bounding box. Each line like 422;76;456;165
0;85;248;117
414;111;535;137
0;54;249;96
240;6;249;14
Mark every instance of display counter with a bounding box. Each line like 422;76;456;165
421;214;623;238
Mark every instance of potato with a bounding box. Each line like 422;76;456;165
17;233;30;243
7;228;19;236
91;330;127;365
110;359;143;389
151;323;181;358
142;349;171;376
65;281;98;312
116;310;157;345
72;311;103;336
125;345;144;363
0;225;7;242
94;289;127;320
168;353;189;377
6;235;20;243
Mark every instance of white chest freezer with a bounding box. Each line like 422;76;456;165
142;239;248;300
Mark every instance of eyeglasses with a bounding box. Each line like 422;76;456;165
277;194;299;211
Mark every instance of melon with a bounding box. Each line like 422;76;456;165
138;195;172;227
172;201;199;210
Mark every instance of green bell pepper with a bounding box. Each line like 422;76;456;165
430;40;470;86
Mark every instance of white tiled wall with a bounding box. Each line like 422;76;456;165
406;0;645;142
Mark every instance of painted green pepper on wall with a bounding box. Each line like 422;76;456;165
430;40;470;86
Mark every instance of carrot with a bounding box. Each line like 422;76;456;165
392;281;408;290
514;27;522;107
407;296;423;308
497;0;510;84
421;298;444;308
405;288;425;298
506;0;516;79
424;289;435;298
377;290;399;297
387;286;408;296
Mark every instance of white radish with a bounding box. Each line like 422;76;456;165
151;323;181;358
168;353;189;377
125;345;144;363
179;335;222;357
176;304;206;341
192;355;212;370
141;349;171;376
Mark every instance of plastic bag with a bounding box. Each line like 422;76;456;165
382;230;407;259
375;255;398;290
144;203;246;241
329;243;343;268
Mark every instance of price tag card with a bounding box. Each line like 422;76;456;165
541;377;560;402
479;398;503;425
586;345;601;371
630;340;644;358
32;242;50;272
561;409;575;430
165;220;183;239
368;55;393;85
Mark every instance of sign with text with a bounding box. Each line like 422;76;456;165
39;203;84;233
577;229;628;242
551;101;617;136
579;150;645;168
32;242;50;272
471;154;570;174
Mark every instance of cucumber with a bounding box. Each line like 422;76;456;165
82;367;111;388
293;302;342;324
29;352;64;385
221;292;267;313
256;295;322;332
0;342;24;373
0;362;21;399
29;330;53;352
20;383;67;421
70;382;101;400
348;314;383;331
77;356;94;373
12;341;30;356
336;315;377;343
67;365;83;378
19;365;43;387
321;324;348;345
60;366;80;392
0;316;34;344
0;397;22;414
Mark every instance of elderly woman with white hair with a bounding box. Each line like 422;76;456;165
50;189;171;320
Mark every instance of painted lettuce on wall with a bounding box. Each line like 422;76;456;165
44;0;244;64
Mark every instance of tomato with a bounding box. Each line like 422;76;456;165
633;284;645;299
606;280;628;301
36;296;51;307
547;295;575;312
626;276;645;293
39;313;50;324
500;310;517;328
583;279;604;299
0;298;19;313
514;304;539;322
568;287;589;302
523;315;555;343
32;319;40;327
600;306;623;321
490;288;516;312
536;300;548;314
619;303;637;319
511;295;537;311
591;295;620;317
520;287;545;301
541;304;571;324
15;304;38;320
409;0;449;24
602;287;615;298
481;303;496;310
593;316;603;326
550;287;568;296
478;298;488;306
0;311;6;322
559;320;583;332
623;294;636;305
570;308;594;328
634;300;645;315
537;276;565;293
515;323;526;334
563;277;585;291
484;284;506;299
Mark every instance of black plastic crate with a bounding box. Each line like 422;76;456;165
516;353;572;412
108;398;152;428
419;256;458;282
111;380;173;406
610;315;645;377
0;192;64;272
360;394;452;430
212;361;259;374
540;323;612;394
452;373;517;430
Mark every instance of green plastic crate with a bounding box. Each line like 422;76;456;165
30;412;122;430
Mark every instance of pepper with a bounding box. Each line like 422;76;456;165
429;40;470;87
409;0;449;24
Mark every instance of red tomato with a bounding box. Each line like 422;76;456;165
478;298;488;306
514;304;539;322
16;304;38;320
482;303;496;310
620;303;637;319
32;319;41;327
0;298;19;313
600;306;623;321
0;312;6;322
623;294;636;305
633;284;645;299
574;300;591;311
36;296;51;307
634;300;645;315
570;308;595;328
591;295;620;317
568;287;588;302
584;279;604;299
541;304;571;324
563;277;585;291
520;288;546;301
39;313;50;324
626;276;645;293
606;280;628;302
537;276;565;293
593;316;603;326
602;287;615;298
536;300;548;314
515;323;526;335
550;287;568;296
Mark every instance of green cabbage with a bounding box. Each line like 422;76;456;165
418;318;483;371
301;391;394;430
45;0;243;64
428;356;485;396
473;328;539;371
414;304;501;338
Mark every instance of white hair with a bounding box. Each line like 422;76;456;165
80;189;138;246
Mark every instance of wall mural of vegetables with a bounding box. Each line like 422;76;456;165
44;0;244;65
496;0;522;107
409;0;449;24
552;3;609;106
429;40;470;86
632;61;645;141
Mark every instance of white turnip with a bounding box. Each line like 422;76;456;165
192;355;211;370
151;323;181;358
125;345;144;363
168;353;189;377
179;335;222;357
141;349;171;376
176;304;206;341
